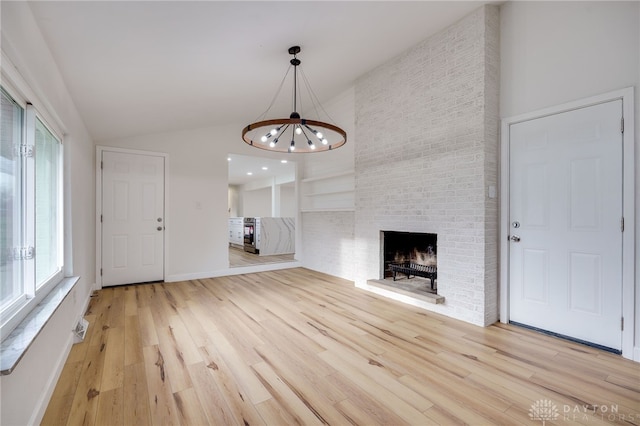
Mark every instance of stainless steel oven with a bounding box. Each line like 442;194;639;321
243;217;258;253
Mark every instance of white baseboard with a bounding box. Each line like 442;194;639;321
633;346;640;362
165;261;301;282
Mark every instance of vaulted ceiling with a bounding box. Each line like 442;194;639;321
26;1;491;142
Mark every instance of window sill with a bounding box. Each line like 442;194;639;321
0;276;79;375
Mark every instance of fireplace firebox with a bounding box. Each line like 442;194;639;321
381;231;437;292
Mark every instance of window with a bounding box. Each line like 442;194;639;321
1;88;23;310
0;85;64;336
35;118;63;287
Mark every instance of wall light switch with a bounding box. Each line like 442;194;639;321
488;185;496;199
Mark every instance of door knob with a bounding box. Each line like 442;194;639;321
157;226;163;231
510;235;521;242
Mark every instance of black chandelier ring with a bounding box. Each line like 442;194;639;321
242;118;347;153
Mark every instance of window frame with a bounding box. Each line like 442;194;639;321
0;78;66;338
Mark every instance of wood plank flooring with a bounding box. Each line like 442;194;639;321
42;268;640;425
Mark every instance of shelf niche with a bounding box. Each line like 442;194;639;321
300;170;355;212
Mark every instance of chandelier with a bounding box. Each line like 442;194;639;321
242;46;347;153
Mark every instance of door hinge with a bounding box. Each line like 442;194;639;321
101;214;103;223
13;246;35;260
621;117;624;133
100;161;103;169
100;268;103;276
19;145;34;158
621;217;624;232
621;317;624;331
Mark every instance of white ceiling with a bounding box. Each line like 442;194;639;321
227;153;295;186
26;1;491;143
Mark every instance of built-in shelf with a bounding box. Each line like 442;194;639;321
300;169;355;212
303;189;354;197
301;207;355;213
301;170;355;183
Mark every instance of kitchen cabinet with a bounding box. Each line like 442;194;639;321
228;217;243;247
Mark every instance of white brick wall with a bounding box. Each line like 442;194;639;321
354;5;500;325
482;7;501;325
301;212;355;281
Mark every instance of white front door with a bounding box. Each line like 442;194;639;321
101;150;165;287
508;100;623;351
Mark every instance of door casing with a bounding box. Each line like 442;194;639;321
499;87;635;360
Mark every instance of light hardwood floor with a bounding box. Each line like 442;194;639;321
42;268;640;425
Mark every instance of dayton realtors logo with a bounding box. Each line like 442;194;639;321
529;399;638;423
529;399;559;425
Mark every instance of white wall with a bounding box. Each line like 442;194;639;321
501;2;638;118
228;185;239;217
500;0;640;358
0;3;96;424
280;185;296;218
301;212;355;280
243;187;272;217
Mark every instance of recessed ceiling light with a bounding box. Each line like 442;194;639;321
281;160;287;163
227;157;231;161
262;166;268;170
247;172;253;175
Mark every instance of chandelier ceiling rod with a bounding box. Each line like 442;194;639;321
290;46;300;117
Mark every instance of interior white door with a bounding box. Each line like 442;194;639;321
102;151;165;286
508;100;623;351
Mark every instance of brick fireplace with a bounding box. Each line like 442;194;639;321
353;4;499;326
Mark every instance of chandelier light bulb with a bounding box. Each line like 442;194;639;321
261;135;268;143
290;140;296;151
270;128;278;136
295;126;302;135
322;139;328;145
315;131;323;139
